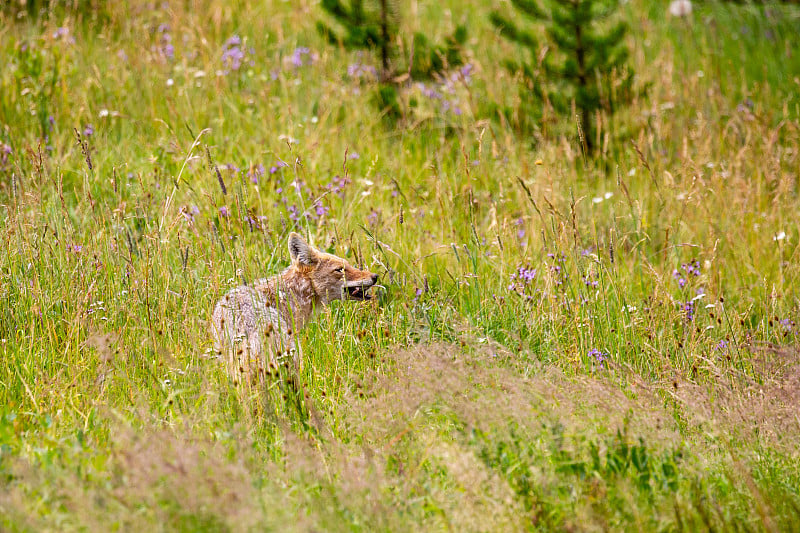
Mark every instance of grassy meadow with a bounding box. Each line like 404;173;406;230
2;0;800;530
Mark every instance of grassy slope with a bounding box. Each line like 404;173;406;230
1;0;800;530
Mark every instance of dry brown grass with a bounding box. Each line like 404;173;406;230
342;342;681;447
669;345;800;453
4;339;800;531
0;423;295;532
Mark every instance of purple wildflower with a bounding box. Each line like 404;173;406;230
543;252;568;286
683;301;695;321
673;260;701;285
222;45;245;71
248;163;265;184
508;264;537;293
53;26;75;44
588;349;607;366
347;63;377;79
219;206;229;217
459;63;474;83
83;124;94;136
314;202;329;217
715;340;728;352
155;25;175;60
289;47;312;68
0;143;11;167
181;205;200;223
324;174;351;197
736;98;754;114
417;82;442;100
221;35;252;71
520;266;536;281
514;217;526;240
367;209;380;227
162;42;175;60
270;160;288;174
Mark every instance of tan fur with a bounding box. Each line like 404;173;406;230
211;232;377;384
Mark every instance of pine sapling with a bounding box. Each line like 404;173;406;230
492;0;634;152
318;0;467;120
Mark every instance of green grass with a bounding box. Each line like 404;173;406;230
2;0;800;530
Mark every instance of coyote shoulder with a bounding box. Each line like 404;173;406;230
211;232;378;383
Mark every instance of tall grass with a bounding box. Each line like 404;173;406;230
1;0;800;530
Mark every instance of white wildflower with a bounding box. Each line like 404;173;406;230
669;0;692;17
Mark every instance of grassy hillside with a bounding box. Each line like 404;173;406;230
1;0;800;530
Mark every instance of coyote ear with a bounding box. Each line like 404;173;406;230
288;232;316;265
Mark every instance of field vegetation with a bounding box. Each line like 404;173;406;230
1;0;800;530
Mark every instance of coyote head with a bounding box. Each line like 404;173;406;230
288;232;378;305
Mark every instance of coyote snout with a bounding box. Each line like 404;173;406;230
211;232;377;384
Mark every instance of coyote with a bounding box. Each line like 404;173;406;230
211;232;378;384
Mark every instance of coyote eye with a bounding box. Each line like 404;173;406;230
334;267;344;273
